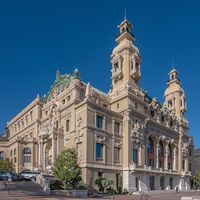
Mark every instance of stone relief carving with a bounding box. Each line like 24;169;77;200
182;140;191;158
130;119;145;145
96;134;106;143
76;113;82;128
114;138;122;147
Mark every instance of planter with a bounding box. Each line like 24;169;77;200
51;189;88;197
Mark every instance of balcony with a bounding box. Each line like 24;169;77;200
130;164;180;176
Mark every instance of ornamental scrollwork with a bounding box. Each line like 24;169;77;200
182;141;190;159
149;97;159;111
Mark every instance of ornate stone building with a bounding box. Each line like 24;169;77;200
0;18;194;192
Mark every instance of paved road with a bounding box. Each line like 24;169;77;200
0;181;200;200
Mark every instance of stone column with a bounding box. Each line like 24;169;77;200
139;175;148;192
123;171;137;192
138;143;142;166
156;143;159;169
185;157;188;172
39;138;43;167
56;135;59;155
52;135;56;164
178;135;182;171
173;146;176;171
164;144;168;170
103;116;106;130
111;119;115;166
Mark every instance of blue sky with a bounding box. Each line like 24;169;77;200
0;0;199;147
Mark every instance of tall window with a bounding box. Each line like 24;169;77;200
189;163;192;172
114;62;119;72
114;147;120;163
96;115;103;129
132;149;138;164
114;122;120;135
14;148;16;155
147;137;154;154
96;143;103;161
182;160;185;170
168;144;173;170
147;137;154;167
0;151;5;160
66;119;70;132
23;148;31;163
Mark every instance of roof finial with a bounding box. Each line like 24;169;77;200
124;7;127;20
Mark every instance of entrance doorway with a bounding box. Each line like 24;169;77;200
136;177;139;191
150;176;155;190
160;176;165;190
169;177;173;190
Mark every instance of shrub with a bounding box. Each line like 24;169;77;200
95;177;113;193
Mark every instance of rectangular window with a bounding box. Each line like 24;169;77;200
96;115;103;129
114;62;119;72
23;156;31;163
132;149;138;164
168;162;172;170
182;160;185;170
189;163;192;171
148;159;154;167
14;157;17;163
114;147;120;163
114;122;120;135
168;100;173;108
96;143;103;161
66;119;70;132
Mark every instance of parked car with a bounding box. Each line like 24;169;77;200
0;171;23;181
19;171;39;181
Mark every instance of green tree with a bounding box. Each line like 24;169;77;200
52;148;82;189
193;170;200;189
0;158;14;172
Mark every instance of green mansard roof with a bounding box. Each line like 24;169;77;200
45;69;80;102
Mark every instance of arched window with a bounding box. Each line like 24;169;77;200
147;137;154;154
168;145;173;160
23;148;31;163
147;137;154;167
158;142;164;168
0;151;5;160
158;142;164;156
168;144;173;169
